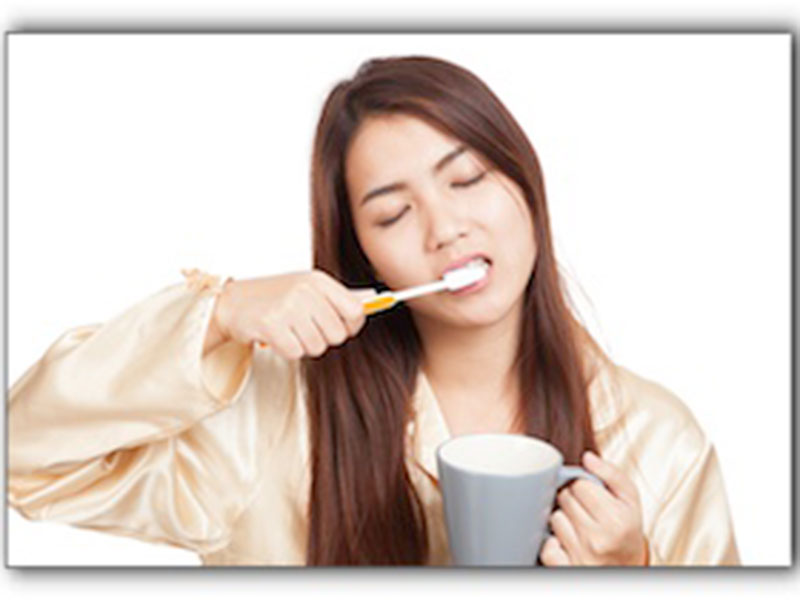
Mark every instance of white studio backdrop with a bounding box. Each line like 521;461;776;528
6;33;790;566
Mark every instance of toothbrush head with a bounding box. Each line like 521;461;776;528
442;260;490;291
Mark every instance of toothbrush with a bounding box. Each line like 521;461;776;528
255;260;488;349
361;260;489;315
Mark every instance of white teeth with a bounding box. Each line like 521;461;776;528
467;258;489;269
441;256;491;291
444;257;490;278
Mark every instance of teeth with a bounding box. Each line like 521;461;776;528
467;258;489;269
450;258;489;272
444;257;490;278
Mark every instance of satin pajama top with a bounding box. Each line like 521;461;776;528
7;269;740;566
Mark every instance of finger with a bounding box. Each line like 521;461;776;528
261;323;305;360
308;291;350;347
568;479;621;523
549;509;582;564
582;451;639;505
539;535;571;567
291;314;328;357
313;275;374;334
351;289;382;320
342;288;377;330
557;485;598;531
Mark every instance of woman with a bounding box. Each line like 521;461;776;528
8;55;739;566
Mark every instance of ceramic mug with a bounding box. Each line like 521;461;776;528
436;433;603;566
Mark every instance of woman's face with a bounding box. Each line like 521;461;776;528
345;113;537;327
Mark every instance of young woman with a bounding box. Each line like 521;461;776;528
8;55;739;566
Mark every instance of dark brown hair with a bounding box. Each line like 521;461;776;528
302;55;607;565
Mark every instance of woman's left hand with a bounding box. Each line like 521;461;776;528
540;450;648;566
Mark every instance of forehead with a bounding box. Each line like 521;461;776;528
345;114;460;182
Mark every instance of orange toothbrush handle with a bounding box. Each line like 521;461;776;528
363;293;396;315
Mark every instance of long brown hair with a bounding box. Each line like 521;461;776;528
302;55;606;565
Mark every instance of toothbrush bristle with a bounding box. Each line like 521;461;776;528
444;261;489;290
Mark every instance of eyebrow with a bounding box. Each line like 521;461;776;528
359;144;468;207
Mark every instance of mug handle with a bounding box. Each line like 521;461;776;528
557;465;603;489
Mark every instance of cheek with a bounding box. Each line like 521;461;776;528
513;206;537;260
480;180;533;234
487;188;537;278
508;208;537;277
361;236;423;288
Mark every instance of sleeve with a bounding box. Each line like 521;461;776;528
7;268;259;555
645;434;740;566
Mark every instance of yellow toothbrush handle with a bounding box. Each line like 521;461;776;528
257;293;396;348
363;293;397;315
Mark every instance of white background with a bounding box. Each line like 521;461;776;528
0;5;796;600
7;31;790;567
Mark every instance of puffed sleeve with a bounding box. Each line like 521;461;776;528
646;432;740;566
7;268;259;555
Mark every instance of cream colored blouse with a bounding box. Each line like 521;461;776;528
8;269;740;566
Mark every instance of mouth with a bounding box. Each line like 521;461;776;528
441;254;493;279
448;257;492;296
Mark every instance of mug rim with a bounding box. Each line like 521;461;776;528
435;433;564;478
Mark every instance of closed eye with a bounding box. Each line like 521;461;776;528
377;171;488;228
451;171;487;189
378;205;410;228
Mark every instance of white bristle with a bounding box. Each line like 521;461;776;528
443;260;489;291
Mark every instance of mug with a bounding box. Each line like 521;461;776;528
436;433;602;566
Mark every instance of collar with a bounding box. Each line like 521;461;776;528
407;369;451;482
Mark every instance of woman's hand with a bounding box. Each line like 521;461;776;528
212;270;378;360
540;451;648;566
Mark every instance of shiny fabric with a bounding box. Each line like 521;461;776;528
7;269;740;566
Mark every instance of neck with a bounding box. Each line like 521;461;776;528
411;298;524;405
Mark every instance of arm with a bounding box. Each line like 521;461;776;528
646;438;740;566
8;269;259;554
604;366;740;567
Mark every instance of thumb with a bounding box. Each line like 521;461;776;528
351;288;379;300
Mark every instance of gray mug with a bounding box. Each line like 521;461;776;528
436;433;602;566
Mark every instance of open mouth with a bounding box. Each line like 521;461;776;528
450;258;492;295
443;256;492;278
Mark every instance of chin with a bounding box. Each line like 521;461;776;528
463;302;511;324
456;313;505;328
425;297;512;327
463;289;526;323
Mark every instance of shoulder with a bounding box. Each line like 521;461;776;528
590;360;715;505
589;355;706;448
617;365;702;436
576;327;702;446
578;330;708;453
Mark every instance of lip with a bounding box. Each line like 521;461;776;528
440;252;493;279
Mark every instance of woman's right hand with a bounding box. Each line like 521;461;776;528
211;270;378;360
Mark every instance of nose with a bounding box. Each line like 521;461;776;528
421;186;470;252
